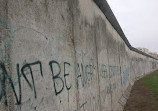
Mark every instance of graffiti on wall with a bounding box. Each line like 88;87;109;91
76;63;96;89
0;59;125;108
122;67;130;86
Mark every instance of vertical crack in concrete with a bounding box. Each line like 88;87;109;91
94;20;102;111
68;0;78;110
106;40;113;111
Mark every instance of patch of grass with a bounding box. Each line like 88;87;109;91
143;70;158;99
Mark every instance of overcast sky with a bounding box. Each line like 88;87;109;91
106;0;158;53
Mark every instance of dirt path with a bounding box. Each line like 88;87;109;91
124;77;158;111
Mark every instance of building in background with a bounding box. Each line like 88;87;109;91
149;52;158;59
137;47;150;54
137;47;158;59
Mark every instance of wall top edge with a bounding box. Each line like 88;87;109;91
93;0;158;60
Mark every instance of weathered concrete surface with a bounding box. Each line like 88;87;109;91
0;0;158;111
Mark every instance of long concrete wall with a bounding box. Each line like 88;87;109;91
0;0;158;111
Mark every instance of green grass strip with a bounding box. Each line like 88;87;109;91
143;70;158;98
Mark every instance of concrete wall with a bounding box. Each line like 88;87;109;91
0;0;158;111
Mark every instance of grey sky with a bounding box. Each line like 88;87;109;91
106;0;158;53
